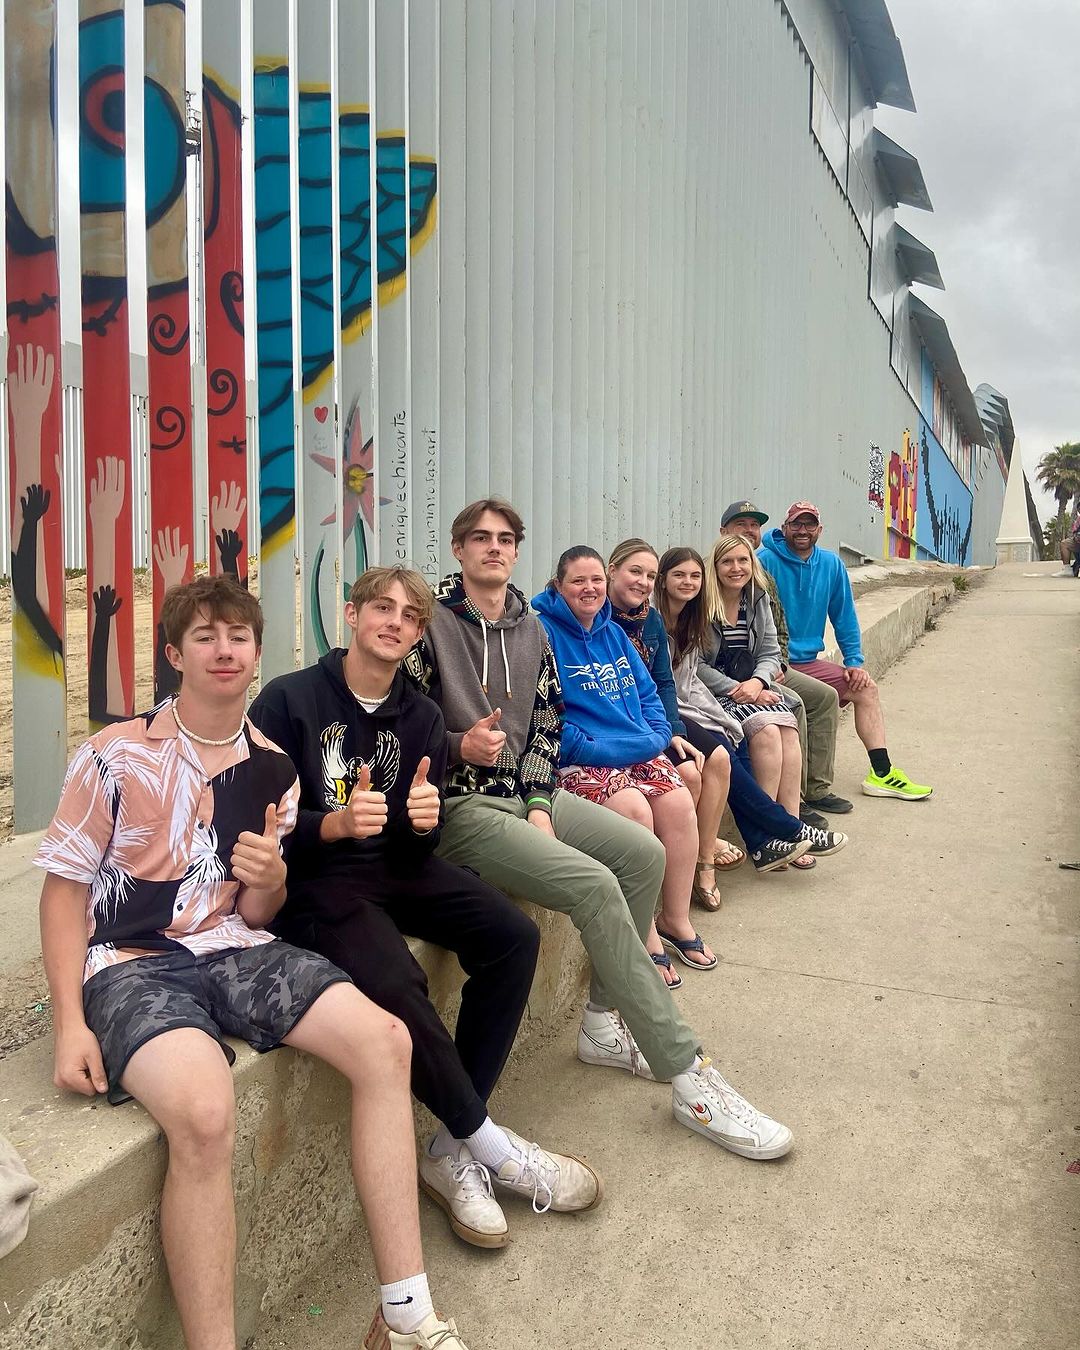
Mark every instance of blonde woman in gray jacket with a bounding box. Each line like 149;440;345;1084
695;535;805;832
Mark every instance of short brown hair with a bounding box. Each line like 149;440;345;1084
160;576;264;649
450;498;525;547
347;566;434;628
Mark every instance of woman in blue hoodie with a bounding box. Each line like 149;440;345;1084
533;547;716;984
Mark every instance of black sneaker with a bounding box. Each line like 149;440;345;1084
799;806;828;830
751;838;812;872
805;792;854;815
797;824;849;856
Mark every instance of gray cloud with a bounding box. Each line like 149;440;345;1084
878;0;1080;516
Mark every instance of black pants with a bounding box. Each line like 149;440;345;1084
281;854;540;1138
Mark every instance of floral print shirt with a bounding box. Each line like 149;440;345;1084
34;703;300;982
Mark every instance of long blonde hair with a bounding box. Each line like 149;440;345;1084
704;533;768;621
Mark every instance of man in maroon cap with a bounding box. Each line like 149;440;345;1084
758;503;932;802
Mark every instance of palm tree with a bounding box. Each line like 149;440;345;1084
1035;443;1080;542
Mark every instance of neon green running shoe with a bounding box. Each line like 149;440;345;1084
861;767;933;800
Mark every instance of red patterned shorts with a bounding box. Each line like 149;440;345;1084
556;755;684;806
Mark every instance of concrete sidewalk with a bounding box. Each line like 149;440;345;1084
256;562;1080;1350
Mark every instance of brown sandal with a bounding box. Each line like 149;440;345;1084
713;839;746;870
691;860;722;911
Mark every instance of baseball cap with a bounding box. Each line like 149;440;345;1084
721;500;769;527
783;501;821;524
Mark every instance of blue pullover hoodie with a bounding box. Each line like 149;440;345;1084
531;589;672;767
758;528;864;667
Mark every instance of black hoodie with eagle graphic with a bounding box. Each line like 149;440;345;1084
249;650;448;900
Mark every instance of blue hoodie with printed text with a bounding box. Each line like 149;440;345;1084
758;529;864;666
531;589;672;767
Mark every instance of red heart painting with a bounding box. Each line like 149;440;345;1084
314;406;328;424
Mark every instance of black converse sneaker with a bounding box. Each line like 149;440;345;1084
751;837;812;872
797;824;849;856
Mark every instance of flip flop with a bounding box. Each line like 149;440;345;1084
657;928;719;971
651;950;683;990
790;854;817;870
713;840;746;870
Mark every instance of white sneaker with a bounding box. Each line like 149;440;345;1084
418;1140;509;1249
577;1006;656;1080
672;1058;794;1160
491;1127;603;1213
365;1308;471;1350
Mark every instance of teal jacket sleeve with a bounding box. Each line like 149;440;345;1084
828;559;864;667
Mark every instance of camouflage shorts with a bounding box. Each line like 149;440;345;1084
82;942;352;1104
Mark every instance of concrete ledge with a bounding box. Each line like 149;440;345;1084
0;572;958;1348
0;904;588;1349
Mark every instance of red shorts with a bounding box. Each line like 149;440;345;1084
557;755;684;806
789;659;853;707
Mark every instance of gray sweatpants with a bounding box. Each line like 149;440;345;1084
438;791;700;1082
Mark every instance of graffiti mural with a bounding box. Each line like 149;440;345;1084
145;0;193;700
867;443;884;511
79;0;136;726
5;0;69;826
919;418;972;565
886;429;918;559
203;0;248;587
252;35;437;664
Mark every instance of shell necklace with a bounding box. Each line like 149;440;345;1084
171;698;245;747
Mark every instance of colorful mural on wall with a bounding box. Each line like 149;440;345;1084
919;417;972;565
886;429;918;559
79;0;136;727
145;0;194;700
5;0;69;827
202;0;249;590
250;35;437;668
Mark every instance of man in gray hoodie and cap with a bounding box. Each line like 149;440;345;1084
404;498;794;1163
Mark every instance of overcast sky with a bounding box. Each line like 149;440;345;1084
877;0;1080;516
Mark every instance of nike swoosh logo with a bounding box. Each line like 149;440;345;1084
583;1030;623;1054
388;1297;414;1306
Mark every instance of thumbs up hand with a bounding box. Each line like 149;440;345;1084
407;754;440;834
461;708;508;767
341;761;388;839
231;802;287;890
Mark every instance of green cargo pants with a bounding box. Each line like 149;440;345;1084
438;791;700;1082
781;665;840;800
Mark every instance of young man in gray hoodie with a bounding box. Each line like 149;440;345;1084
404;499;794;1162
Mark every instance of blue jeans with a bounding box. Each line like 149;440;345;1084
724;735;804;852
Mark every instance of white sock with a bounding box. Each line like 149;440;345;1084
460;1115;520;1170
672;1054;705;1089
428;1126;458;1159
381;1273;433;1335
584;1002;613;1016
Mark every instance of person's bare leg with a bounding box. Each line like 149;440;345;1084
694;748;731;895
748;723;782;799
849;681;887;751
121;1029;238;1350
283;981;421;1283
602;788;675;984
776;727;803;818
651;786;714;965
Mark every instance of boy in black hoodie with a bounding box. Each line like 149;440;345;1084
249;567;601;1252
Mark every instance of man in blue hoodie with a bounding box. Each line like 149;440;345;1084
759;502;932;801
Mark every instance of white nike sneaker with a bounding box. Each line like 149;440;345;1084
364;1308;471;1349
490;1127;603;1213
418;1140;508;1248
577;1006;656;1080
671;1058;794;1160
